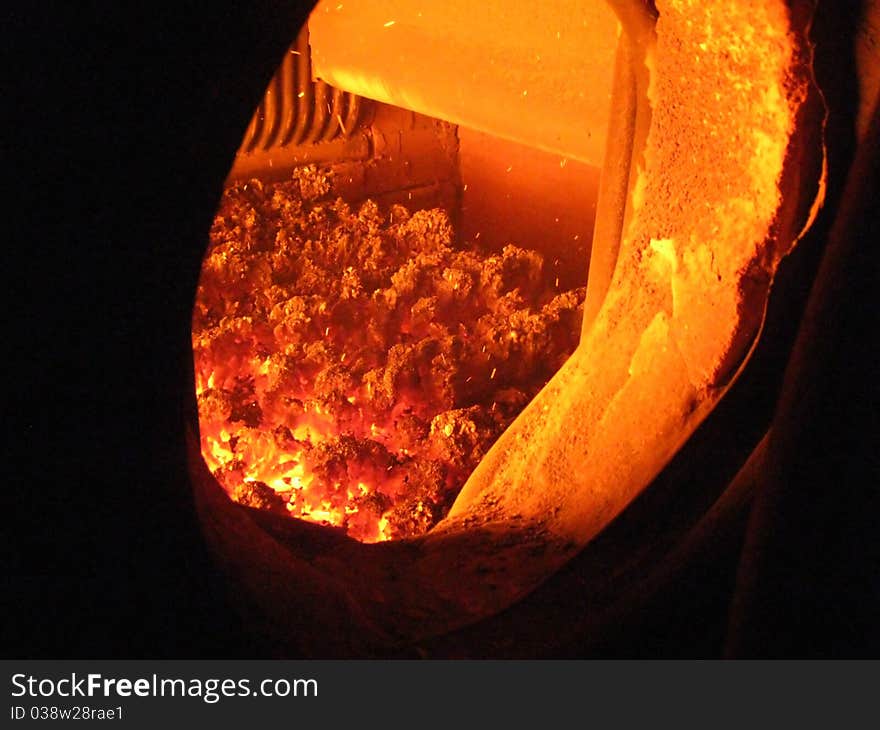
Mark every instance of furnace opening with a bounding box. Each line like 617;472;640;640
192;1;617;542
188;0;828;652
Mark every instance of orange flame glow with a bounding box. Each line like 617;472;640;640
193;166;584;542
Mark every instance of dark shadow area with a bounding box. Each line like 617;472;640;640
724;0;880;657
4;1;318;657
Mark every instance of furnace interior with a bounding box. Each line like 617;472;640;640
194;0;618;542
189;0;827;654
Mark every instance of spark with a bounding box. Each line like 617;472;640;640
197;168;588;543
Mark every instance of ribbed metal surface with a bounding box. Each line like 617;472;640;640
239;26;362;153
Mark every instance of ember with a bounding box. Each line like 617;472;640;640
193;166;585;542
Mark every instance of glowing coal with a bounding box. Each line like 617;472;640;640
193;166;584;542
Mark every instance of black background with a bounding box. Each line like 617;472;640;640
4;1;316;657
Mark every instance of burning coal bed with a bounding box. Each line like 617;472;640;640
193;166;585;543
